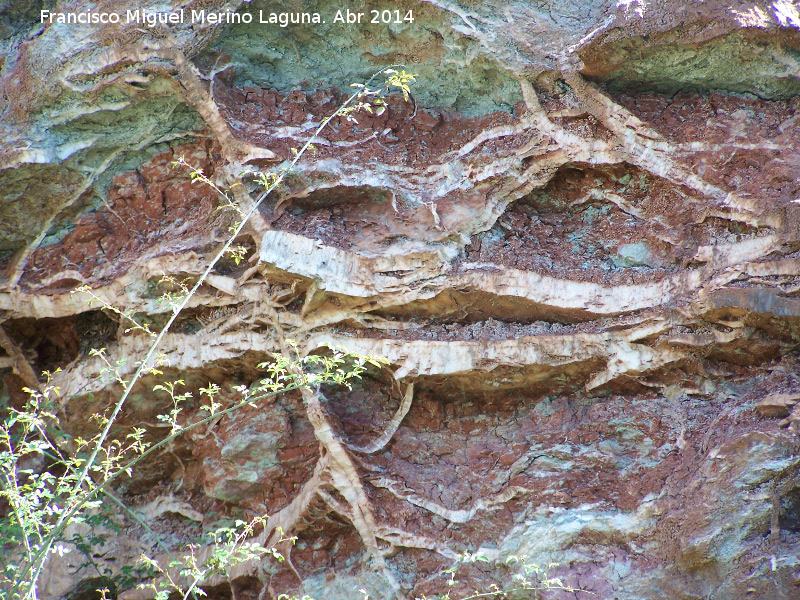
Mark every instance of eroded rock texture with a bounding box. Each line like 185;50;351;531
2;0;800;598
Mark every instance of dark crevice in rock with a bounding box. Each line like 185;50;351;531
5;3;800;599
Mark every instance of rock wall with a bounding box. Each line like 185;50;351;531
2;0;800;598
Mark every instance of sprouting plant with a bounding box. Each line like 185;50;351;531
152;380;192;435
157;275;192;315
339;68;417;122
224;244;248;265
0;52;580;600
0;342;384;599
137;518;294;600
72;285;156;337
419;552;578;600
172;157;244;219
385;68;417;101
1;64;416;600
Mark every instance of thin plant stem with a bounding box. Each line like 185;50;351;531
10;65;405;595
102;490;179;566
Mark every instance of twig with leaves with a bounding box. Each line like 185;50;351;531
1;66;413;600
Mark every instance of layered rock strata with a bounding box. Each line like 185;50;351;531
2;1;800;598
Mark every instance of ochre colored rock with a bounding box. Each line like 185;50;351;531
2;1;800;599
756;393;800;418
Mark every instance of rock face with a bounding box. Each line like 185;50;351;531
2;0;800;598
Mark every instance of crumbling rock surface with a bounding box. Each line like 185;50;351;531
2;0;800;599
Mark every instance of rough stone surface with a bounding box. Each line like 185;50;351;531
2;1;800;599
